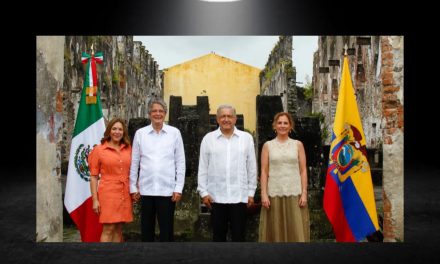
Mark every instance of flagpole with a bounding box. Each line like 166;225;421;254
344;43;348;56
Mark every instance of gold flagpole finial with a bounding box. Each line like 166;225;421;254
91;44;94;56
344;43;348;56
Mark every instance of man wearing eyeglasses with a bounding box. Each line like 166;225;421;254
129;97;186;242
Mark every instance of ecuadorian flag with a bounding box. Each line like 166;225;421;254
323;55;379;242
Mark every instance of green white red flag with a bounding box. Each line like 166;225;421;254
64;51;105;242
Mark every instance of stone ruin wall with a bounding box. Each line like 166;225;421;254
312;36;404;241
312;36;382;149
61;36;162;168
260;36;299;117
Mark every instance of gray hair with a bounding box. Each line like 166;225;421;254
216;104;236;117
148;97;168;113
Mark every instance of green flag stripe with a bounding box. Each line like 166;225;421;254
72;89;104;137
72;61;104;137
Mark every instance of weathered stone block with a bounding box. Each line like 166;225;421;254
128;118;150;144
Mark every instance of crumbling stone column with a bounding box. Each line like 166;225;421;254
256;95;284;170
169;95;182;127
260;36;298;115
381;36;404;242
36;36;65;242
169;96;212;240
196;96;210;144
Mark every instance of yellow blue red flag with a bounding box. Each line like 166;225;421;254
323;55;379;242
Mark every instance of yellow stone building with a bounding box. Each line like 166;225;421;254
163;53;261;133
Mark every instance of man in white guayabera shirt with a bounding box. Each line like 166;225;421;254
129;97;185;242
197;104;257;242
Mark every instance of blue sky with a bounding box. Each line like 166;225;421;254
133;36;318;85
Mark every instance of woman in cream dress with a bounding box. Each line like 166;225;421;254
259;112;310;242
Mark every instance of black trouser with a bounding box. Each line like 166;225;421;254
140;195;175;242
211;203;247;242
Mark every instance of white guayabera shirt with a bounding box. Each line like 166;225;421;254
197;127;257;203
129;124;186;196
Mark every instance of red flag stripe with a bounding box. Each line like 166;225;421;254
94;57;103;63
91;58;98;87
323;176;356;242
68;197;102;242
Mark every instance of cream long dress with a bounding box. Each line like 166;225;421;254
258;138;310;242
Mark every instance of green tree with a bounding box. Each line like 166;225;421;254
303;75;313;100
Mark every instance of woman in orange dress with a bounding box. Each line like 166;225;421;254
88;117;133;242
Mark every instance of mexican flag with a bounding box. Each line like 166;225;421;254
64;52;104;242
